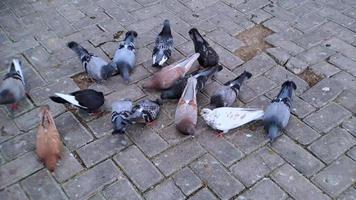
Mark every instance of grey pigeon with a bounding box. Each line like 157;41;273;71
107;31;138;83
68;41;114;81
210;71;252;108
263;81;297;142
152;19;173;68
111;99;134;134
0;59;26;110
129;99;161;124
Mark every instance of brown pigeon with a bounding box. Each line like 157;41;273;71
36;105;62;172
175;76;198;135
142;53;199;90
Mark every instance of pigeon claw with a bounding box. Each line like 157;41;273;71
213;131;224;138
9;103;18;110
146;120;157;128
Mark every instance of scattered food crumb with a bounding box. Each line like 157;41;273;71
322;87;330;92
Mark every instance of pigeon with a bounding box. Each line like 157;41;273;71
67;41;115;81
210;71;252;108
189;28;219;68
111;99;133;134
0;59;26;110
263;81;297;142
143;53;200;90
175;76;198;135
50;89;104;113
161;65;223;100
106;31;138;83
200;107;264;134
129;99;161;124
36;105;62;172
152;19;173;68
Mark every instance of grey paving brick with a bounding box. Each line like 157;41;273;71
21;169;67;200
285;115;320;145
269;39;305;56
102;177;143;200
188;188;218;200
55;112;93;151
296;45;336;66
293;12;326;32
127;126;168;158
342;117;356;137
330;71;356;91
324;37;356;61
237;178;288;200
265;47;291;65
337;186;356;200
0;151;42;189
294;27;334;49
197;130;244;167
329;54;356;76
248;8;273;24
0;128;36;160
87;193;106;200
173;167;202;196
152;140;206;176
62;160;120;199
214;45;244;70
301;78;343;108
336;89;356;114
310;62;341;78
263;5;296;22
159;124;190;145
308;127;356;164
114;145;163;191
0;184;29;200
271;164;331;200
52;146;83;183
209;14;245;35
0;110;21;143
233;52;276;78
207;29;244;52
285;56;308;75
312;156;356;197
318;7;355;27
77;134;130;167
304;103;352;133
191;154;245;200
87;114;112;138
272;135;325;177
245;76;277;96
145;179;185;200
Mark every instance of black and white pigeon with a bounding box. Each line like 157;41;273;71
67;41;115;81
210;71;252;108
263;81;297;142
152;19;173;68
129;99;161;125
161;65;223;100
106;31;138;83
111;99;133;135
189;28;219;68
49;89;104;113
0;59;26;110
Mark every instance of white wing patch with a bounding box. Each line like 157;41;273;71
12;59;25;85
54;93;87;109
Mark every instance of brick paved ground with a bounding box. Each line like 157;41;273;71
1;0;356;199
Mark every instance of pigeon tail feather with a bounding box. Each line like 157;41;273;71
267;124;280;142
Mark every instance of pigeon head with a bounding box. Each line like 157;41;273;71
176;118;196;135
112;117;128;135
200;108;212;119
124;30;138;43
0;89;15;105
189;28;205;44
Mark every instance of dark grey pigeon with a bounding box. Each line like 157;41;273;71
111;99;134;135
210;71;252;108
129;99;161;124
263;81;297;142
0;59;26;110
67;41;115;81
152;20;173;68
106;31;138;83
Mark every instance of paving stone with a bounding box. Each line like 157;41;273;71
114;145;163;191
190;154;245;200
308;127;356;164
21;169;67;200
337;186;356;200
0;110;22;143
310;62;341;78
233;52;276;78
285;115;320;145
152;139;206;176
0;184;29;200
196;129;244;167
271;164;330;200
293;12;326;32
145;179;185;200
304;103;352;133
209;14;245;35
0;128;36;160
173;167;202;196
103;84;145;110
55;112;93;151
87;114;112;138
323;37;356;61
269;39;305;56
207;29;244;52
214;45;244;70
296;45;336;66
318;7;355;27
312;156;356;197
330;71;356;91
245;76;277;96
0;151;42;189
329;54;356;76
347;145;356;161
77;134;130;167
301;78;343;108
342;117;356;137
0;153;4;165
285;56;309;75
272;135;325;177
248;8;273;24
1;97;34;118
127;126;168;158
188;188;218;200
237;178;288;200
159;124;190;145
102;177;143;200
87;193;106;200
52;146;83;183
62;160;120;199
265;47;291;65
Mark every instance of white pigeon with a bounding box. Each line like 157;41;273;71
200;107;264;133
